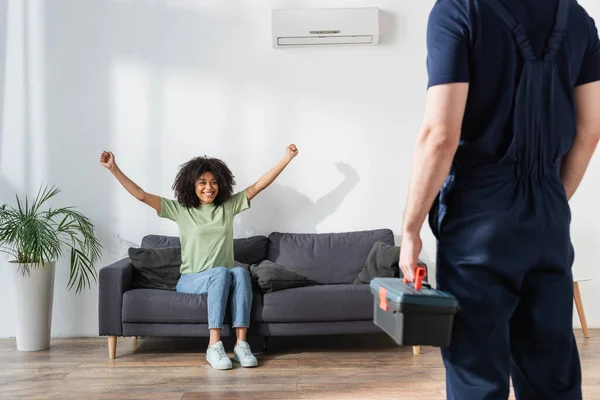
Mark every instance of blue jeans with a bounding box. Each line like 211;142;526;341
175;267;252;330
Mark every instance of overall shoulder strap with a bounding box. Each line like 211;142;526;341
483;0;536;61
544;0;570;60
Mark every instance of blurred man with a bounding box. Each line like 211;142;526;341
399;0;600;398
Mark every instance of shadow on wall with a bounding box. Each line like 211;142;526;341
235;162;360;236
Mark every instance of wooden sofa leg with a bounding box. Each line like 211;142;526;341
413;346;421;355
108;336;117;359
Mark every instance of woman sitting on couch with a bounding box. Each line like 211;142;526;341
100;144;299;370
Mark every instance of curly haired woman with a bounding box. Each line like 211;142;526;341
100;144;299;369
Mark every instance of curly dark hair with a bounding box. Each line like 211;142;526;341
172;156;235;208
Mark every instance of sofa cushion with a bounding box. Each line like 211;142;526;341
267;229;395;284
122;288;263;324
123;289;209;324
141;234;269;265
257;284;374;323
128;247;181;291
250;260;315;292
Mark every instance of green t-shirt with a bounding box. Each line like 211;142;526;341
157;191;250;275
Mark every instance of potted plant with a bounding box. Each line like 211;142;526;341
0;185;102;351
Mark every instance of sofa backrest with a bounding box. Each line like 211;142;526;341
266;229;395;284
140;235;269;265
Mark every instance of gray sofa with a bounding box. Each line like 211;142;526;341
99;228;422;358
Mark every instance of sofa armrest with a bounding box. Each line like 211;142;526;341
98;258;134;336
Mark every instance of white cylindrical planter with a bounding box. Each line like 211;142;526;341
10;261;56;351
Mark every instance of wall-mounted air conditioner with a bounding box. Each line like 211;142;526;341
271;8;380;48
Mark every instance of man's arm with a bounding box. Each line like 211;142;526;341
402;83;469;234
399;83;469;281
561;81;600;200
398;0;470;281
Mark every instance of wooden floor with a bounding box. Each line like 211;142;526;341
0;330;598;400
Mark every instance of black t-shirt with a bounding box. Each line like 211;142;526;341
426;0;600;168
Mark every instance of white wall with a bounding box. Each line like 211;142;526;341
0;0;599;338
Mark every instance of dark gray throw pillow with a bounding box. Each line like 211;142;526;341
250;260;314;292
354;241;400;284
354;241;428;284
128;247;182;291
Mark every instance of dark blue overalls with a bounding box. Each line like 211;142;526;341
430;0;582;398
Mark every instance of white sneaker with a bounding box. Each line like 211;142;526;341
233;341;258;367
206;341;232;370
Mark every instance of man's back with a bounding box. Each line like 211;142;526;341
426;0;600;169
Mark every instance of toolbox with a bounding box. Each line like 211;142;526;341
370;267;459;347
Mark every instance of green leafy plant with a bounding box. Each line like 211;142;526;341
0;185;102;293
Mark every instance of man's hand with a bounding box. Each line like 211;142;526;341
399;232;423;282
